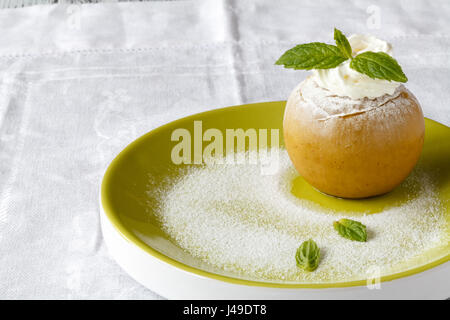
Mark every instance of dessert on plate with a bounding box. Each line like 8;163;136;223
277;29;424;198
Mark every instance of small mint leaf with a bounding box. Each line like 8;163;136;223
334;28;353;59
295;239;320;271
333;219;367;242
275;42;348;70
350;51;408;82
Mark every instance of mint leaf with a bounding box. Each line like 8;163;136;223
333;219;367;242
275;42;348;70
296;239;320;271
334;28;353;59
275;29;408;82
350;51;408;82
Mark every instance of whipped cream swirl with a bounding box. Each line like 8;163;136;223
312;34;401;100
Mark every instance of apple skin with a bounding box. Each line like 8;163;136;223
283;80;425;199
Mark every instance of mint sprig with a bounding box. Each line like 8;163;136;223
275;28;407;83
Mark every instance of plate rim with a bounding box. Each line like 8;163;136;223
101;101;450;289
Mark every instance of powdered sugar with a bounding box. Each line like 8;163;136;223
151;149;447;283
292;76;415;121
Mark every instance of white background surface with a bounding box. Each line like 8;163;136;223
0;0;449;299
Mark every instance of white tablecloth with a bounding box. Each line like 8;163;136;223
0;0;449;299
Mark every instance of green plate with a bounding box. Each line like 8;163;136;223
101;101;450;288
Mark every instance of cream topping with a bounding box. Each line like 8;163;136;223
312;34;401;99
